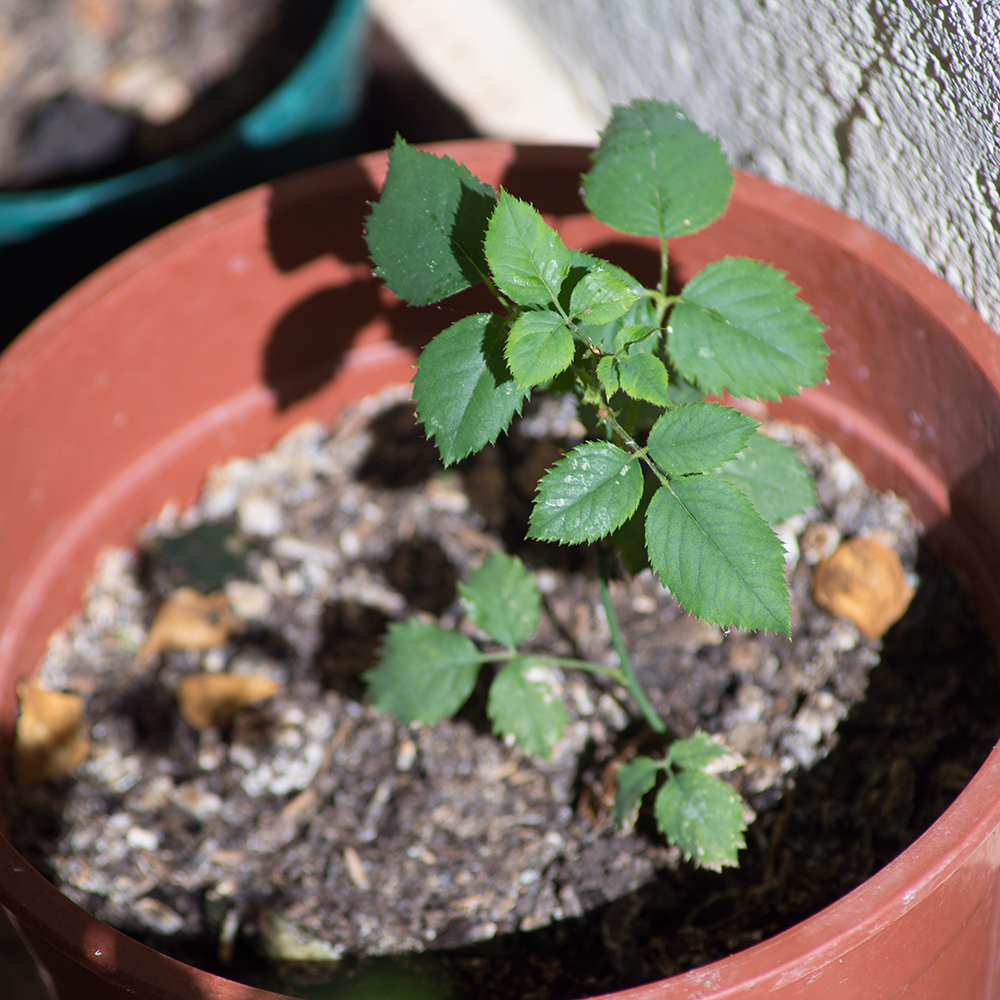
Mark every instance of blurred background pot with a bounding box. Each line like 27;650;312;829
2;140;1000;999
0;0;368;351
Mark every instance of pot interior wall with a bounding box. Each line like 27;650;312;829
2;142;1000;999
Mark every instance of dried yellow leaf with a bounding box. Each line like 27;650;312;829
812;536;915;639
177;673;282;730
14;678;90;785
139;587;237;663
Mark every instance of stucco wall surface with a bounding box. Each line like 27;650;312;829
509;0;1000;332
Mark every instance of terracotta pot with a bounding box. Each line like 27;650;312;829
2;140;1000;1000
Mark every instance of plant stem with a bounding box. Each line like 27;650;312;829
598;548;667;733
474;650;628;685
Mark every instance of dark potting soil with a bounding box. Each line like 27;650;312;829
6;388;998;1000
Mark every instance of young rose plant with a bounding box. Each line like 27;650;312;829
361;99;829;871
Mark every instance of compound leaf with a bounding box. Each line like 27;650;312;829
460;551;540;649
654;770;748;871
365;620;481;724
506;310;575;389
485;190;571;306
582;100;733;239
669;258;828;400
488;658;568;758
646;402;758;477
413;313;528;466
529;441;644;544
613;754;662;826
645;477;790;634
366;136;497;304
718;432;817;524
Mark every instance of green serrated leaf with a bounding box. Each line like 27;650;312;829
669;257;829;400
487;658;569;758
613;754;662;826
654;770;748;871
366;136;498;305
596;355;621;397
570;268;640;325
485;190;572;306
460;551;540;648
718;432;816;524
614;353;673;407
505;310;575;389
365;620;481;724
667;732;734;772
647;402;758;477
582;100;733;239
645;477;790;634
413;313;528;466
529;441;644;544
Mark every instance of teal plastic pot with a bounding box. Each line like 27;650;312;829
0;0;367;248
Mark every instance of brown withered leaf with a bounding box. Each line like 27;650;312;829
813;536;915;639
139;587;237;664
14;678;91;785
177;673;282;730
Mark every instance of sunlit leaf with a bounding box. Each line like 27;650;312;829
485;190;571;306
366;136;497;304
582;100;733;238
646;402;757;477
669;258;828;400
529;441;644;544
414;314;528;466
570;268;640;324
645;477;790;634
614;353;673;407
505;309;575;389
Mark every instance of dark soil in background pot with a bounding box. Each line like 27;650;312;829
6;388;998;1000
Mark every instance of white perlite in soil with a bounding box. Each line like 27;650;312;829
7;385;920;969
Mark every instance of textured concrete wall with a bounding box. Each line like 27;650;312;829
509;0;1000;331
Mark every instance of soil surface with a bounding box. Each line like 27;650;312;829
7;386;997;1000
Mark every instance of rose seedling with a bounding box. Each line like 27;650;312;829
363;99;828;870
